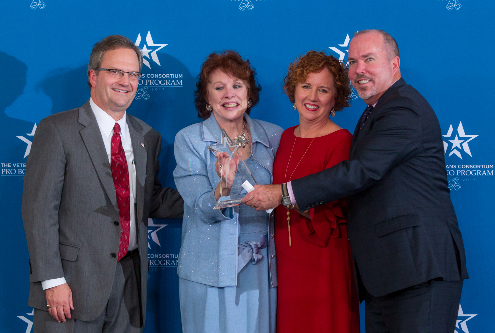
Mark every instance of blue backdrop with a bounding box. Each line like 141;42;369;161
1;0;492;332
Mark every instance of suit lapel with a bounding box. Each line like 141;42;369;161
350;109;375;156
350;117;362;154
78;101;119;211
127;115;146;224
350;78;407;157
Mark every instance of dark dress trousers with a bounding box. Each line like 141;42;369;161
22;101;183;323
292;78;468;299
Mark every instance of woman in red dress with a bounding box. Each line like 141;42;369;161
273;51;360;333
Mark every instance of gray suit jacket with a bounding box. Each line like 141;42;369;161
22;101;183;321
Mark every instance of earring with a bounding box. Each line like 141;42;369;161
247;100;252;108
206;104;212;112
330;109;335;117
293;103;297;110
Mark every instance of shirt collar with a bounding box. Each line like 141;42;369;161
90;97;127;138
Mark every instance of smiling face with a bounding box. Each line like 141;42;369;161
89;48;139;119
294;68;336;123
348;31;400;105
206;68;249;124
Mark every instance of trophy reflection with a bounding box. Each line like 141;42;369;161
208;129;257;209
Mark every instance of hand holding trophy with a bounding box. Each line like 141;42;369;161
209;129;255;209
215;151;242;194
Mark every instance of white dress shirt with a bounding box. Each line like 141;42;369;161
41;98;137;290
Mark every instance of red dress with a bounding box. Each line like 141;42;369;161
274;127;360;333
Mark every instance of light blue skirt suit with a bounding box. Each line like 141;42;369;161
173;114;282;333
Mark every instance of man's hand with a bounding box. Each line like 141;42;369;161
45;283;74;323
241;184;282;211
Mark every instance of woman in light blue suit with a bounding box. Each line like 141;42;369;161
173;51;283;333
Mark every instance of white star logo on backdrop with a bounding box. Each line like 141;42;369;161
135;32;167;69
239;0;254;10
448;177;461;191
148;218;167;248
444;0;462;10
329;34;358;99
17;309;34;333
16;124;37;158
141;45;152;58
455;304;477;333
443;122;478;159
30;0;46;10
329;34;350;61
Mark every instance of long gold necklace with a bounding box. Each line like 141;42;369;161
283;126;322;246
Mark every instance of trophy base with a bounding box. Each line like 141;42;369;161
214;196;242;209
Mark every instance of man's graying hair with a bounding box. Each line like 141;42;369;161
87;35;143;89
354;29;400;60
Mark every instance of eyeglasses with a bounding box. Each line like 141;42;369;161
98;68;142;80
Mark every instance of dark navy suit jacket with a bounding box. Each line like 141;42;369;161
292;78;468;299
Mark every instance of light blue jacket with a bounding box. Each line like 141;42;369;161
173;114;283;287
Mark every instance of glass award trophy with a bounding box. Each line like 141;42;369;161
208;129;257;209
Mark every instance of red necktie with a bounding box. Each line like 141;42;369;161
111;123;130;261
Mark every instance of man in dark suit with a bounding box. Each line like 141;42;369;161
22;35;183;332
243;29;468;332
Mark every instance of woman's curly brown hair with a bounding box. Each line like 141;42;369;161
195;50;261;119
283;50;351;112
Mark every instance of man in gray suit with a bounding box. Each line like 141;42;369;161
22;35;183;332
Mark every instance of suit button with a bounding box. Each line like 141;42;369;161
110;253;117;258
114;221;119;226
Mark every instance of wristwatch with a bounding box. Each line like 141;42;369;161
281;183;295;209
